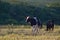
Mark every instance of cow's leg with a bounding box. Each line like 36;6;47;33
51;26;54;31
46;26;49;31
37;25;40;33
32;25;34;35
35;24;39;34
40;24;42;29
48;26;51;31
32;25;37;35
32;25;38;35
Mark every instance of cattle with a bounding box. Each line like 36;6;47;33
46;20;54;31
26;16;37;26
33;16;42;29
26;16;42;35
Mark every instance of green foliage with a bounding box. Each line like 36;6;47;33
46;3;60;7
0;1;60;25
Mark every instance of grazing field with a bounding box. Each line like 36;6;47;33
0;25;60;40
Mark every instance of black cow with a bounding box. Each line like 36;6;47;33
33;16;42;29
46;20;54;31
26;16;38;35
26;16;42;35
26;16;37;26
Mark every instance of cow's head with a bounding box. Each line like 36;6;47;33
26;16;30;22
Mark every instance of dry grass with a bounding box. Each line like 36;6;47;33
0;25;60;40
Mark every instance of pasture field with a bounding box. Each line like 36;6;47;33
0;25;60;40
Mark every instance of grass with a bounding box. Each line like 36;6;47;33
0;25;60;40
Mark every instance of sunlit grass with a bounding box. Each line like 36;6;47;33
0;25;60;40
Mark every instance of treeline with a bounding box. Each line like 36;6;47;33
0;1;60;25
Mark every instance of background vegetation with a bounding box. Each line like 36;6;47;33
0;0;60;25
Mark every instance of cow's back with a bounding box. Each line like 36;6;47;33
30;18;37;26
